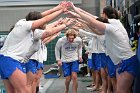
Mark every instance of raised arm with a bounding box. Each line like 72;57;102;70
77;7;98;19
78;38;83;62
41;23;65;40
55;39;62;64
79;29;97;38
41;18;74;40
43;32;61;44
71;4;106;34
45;18;63;29
41;1;71;16
41;4;62;17
32;9;63;31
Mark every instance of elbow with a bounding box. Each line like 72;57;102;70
41;34;46;40
41;31;52;40
90;30;104;35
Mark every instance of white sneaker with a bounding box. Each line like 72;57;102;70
86;87;93;90
85;73;90;77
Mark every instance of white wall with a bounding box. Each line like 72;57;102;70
0;6;56;31
0;0;100;32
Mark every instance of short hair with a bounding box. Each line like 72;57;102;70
96;17;109;23
65;29;78;38
25;11;42;21
103;6;118;19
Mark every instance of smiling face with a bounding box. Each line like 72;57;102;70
67;35;75;43
65;29;77;43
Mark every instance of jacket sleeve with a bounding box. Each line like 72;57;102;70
55;39;62;61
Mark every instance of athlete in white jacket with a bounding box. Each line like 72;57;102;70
55;29;82;93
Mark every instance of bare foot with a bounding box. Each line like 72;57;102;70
90;86;99;91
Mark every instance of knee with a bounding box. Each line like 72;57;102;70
65;78;71;83
101;73;107;79
72;76;77;81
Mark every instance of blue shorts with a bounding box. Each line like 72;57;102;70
99;53;107;68
92;53;97;70
106;56;116;78
36;62;44;70
117;55;139;77
87;59;94;69
137;36;140;62
0;55;26;79
26;59;38;74
62;60;79;77
93;53;104;71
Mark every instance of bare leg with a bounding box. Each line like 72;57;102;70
26;71;36;93
32;69;43;93
27;71;36;86
3;80;16;93
107;76;113;93
116;71;134;93
36;80;40;93
100;68;108;93
87;70;95;87
85;67;90;76
32;77;38;93
91;69;95;85
65;76;71;93
8;68;30;93
111;77;116;93
92;70;100;91
72;72;78;93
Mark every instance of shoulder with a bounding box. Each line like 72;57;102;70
104;23;118;33
75;37;82;44
15;19;25;26
57;36;66;42
108;19;121;25
76;37;82;41
16;19;27;24
34;29;45;33
15;19;33;27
